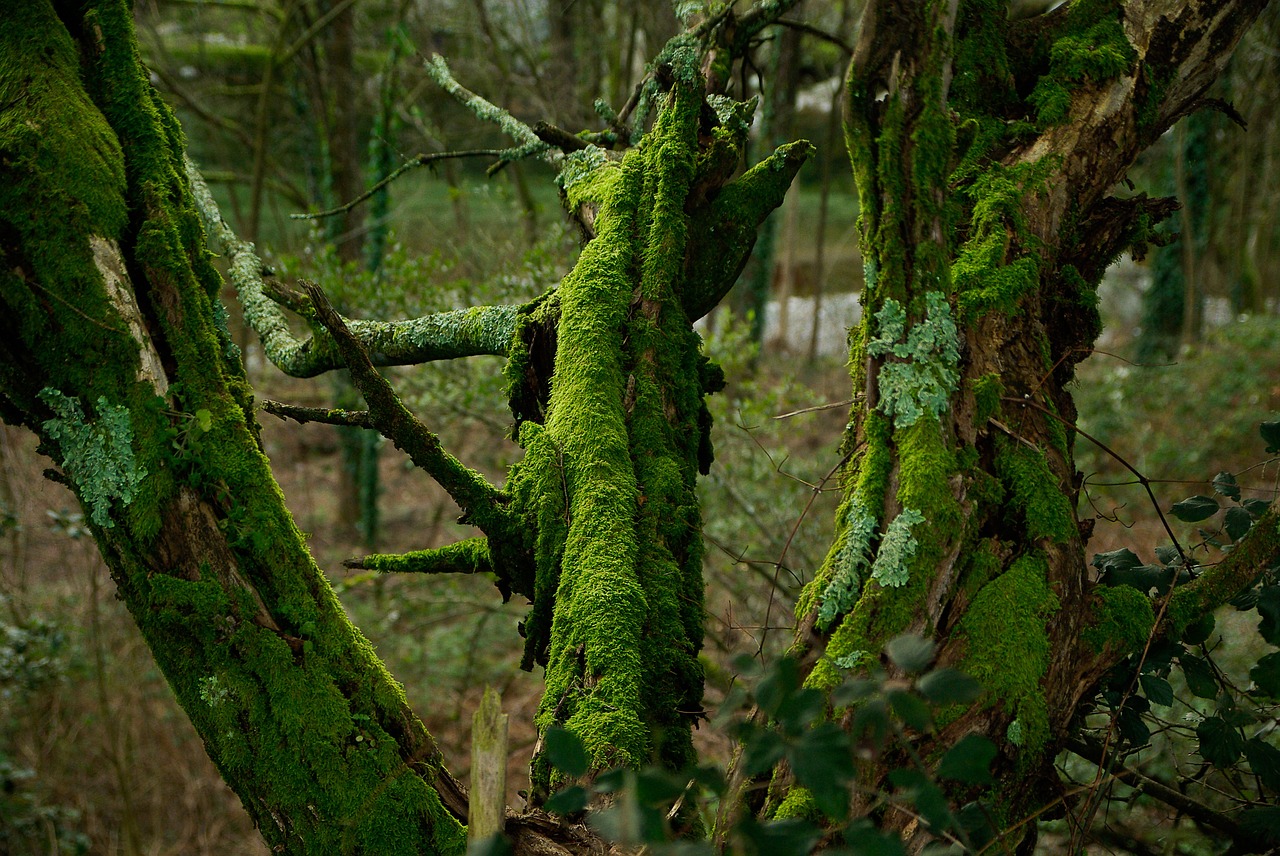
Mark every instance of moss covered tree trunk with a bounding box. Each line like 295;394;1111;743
788;0;1273;846
0;4;469;853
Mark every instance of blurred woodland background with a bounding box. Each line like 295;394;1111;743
2;1;1280;853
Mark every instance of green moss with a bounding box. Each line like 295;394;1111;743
0;5;471;852
1082;585;1155;653
972;373;1004;424
959;554;1060;758
773;786;822;822
953;162;1053;319
994;438;1076;544
1027;0;1136;126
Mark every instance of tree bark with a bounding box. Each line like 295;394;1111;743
0;4;469;852
788;0;1271;848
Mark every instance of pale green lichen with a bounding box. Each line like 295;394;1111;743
816;500;878;628
39;389;146;528
707;94;757;135
868;508;925;588
867;292;960;429
555;146;610;202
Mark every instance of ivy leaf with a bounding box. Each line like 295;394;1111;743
1244;738;1280;791
1171;495;1220;523
1243;497;1273;519
1154;544;1181;566
468;832;515;856
544;785;589;816
1179;654;1219;699
789;722;855;811
1240;807;1280;844
1224;506;1254;542
1258;586;1280;646
1182;613;1215;646
844;820;907;856
1196;716;1244;766
736;818;822;856
887;689;933;732
1212;472;1241;500
544;727;589;777
1261;421;1280;454
937;734;997;785
1139;674;1174;707
917;668;983;706
1118;705;1151;747
741;729;786;777
1092;548;1142;574
1251;651;1280;698
885;634;935;674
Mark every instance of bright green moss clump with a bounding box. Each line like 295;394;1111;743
995;437;1077;544
959;554;1060;758
1083;585;1155;653
1028;0;1136;126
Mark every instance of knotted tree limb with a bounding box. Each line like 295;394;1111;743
186;157;521;377
300;281;529;597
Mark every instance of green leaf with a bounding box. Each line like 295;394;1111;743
1171;495;1220;523
1181;613;1215;646
1244;498;1273;518
1092;548;1142;574
1240;807;1280;843
736;818;822;856
1262;421;1280;454
850;698;890;743
885;634;935;674
776;687;826;735
1258;586;1280;646
544;727;589;777
1212;472;1241;500
467;832;514;856
1251;651;1280;698
741;729;786;777
1154;544;1181;566
1224;506;1254;541
1244;738;1280;791
1179;654;1219;699
195;408;213;433
1139;674;1174;707
1118;705;1150;747
543;785;588;815
917;668;983;705
788;722;854;812
937;734;997;784
843;820;907;856
754;658;801;719
887;689;933;732
1196;716;1244;766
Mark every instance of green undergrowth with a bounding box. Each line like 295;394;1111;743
1075;315;1280;482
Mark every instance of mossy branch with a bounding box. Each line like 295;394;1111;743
344;538;494;576
1163;503;1280;636
185;158;520;377
261;399;374;429
424;55;558;166
300;281;513;539
682;140;812;319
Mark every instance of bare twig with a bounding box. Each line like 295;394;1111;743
291;149;509;220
